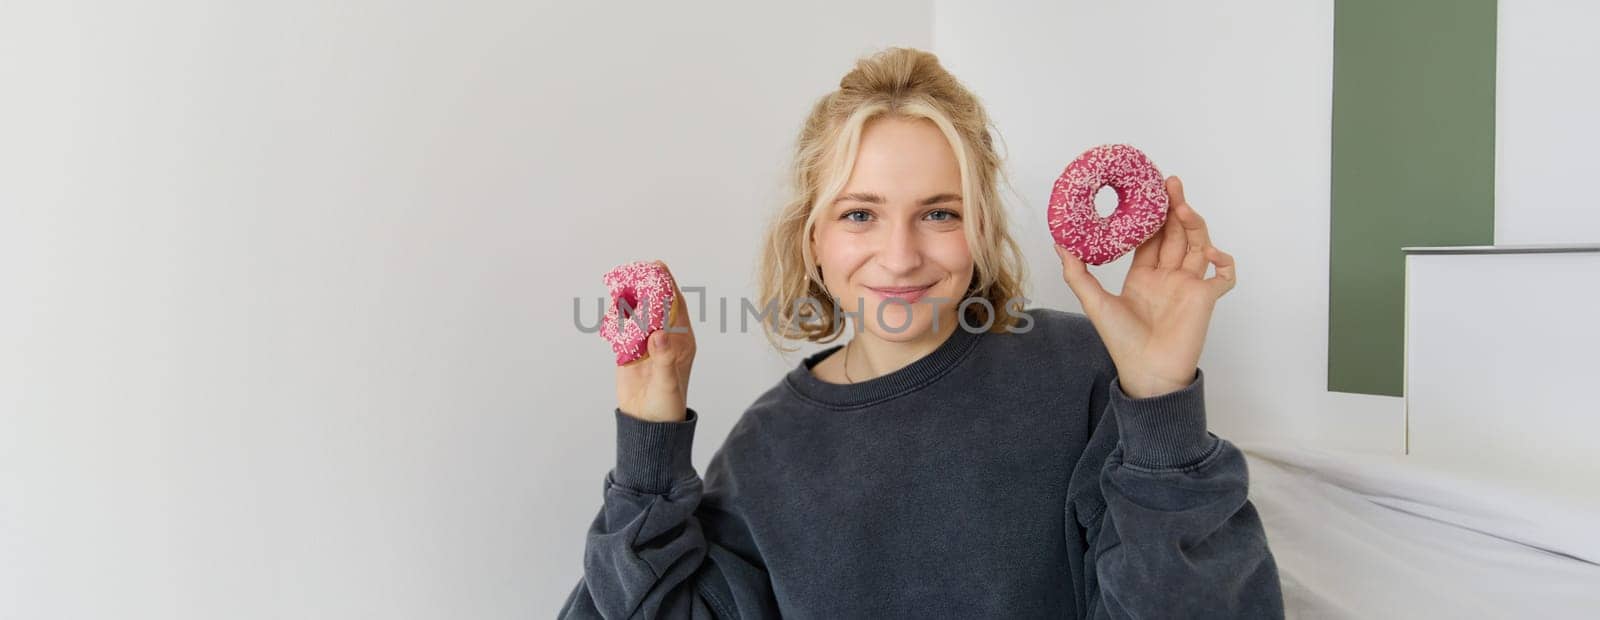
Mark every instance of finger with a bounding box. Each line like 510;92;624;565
647;330;673;363
1204;246;1237;298
1156;177;1188;270
654;260;693;337
1156;211;1186;270
1056;244;1111;312
1177;201;1212;278
1130;228;1162;269
1166;173;1188;207
646;331;684;393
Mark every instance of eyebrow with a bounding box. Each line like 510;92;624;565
834;192;963;206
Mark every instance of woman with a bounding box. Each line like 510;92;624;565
561;47;1283;619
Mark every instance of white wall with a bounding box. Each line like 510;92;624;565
932;0;1402;454
0;1;931;617
1496;0;1600;245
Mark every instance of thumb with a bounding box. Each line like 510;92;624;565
1055;244;1110;309
646;331;684;393
648;330;681;368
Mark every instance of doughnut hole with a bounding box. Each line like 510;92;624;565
1094;185;1120;218
616;288;639;320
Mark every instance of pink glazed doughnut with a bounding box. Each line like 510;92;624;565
1046;144;1170;266
599;260;682;366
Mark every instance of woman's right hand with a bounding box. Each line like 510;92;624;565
615;260;696;423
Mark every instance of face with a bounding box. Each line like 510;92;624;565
811;115;974;343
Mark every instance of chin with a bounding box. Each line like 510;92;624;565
861;300;941;342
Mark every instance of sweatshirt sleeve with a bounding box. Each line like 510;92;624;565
1064;367;1285;619
558;407;781;619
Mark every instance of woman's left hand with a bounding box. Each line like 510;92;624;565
1054;175;1237;399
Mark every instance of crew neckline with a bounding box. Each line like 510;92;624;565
783;325;987;409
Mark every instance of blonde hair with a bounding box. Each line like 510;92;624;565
755;47;1029;354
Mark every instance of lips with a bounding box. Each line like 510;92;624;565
867;285;933;303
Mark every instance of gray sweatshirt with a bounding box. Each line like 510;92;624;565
559;307;1284;619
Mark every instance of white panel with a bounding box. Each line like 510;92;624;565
1405;250;1600;492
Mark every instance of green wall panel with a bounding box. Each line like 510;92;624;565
1330;0;1497;396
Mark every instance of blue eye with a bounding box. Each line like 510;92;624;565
839;209;960;224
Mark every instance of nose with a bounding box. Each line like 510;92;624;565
876;218;923;274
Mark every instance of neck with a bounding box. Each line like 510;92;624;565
846;311;962;382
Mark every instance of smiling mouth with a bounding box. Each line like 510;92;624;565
867;285;934;301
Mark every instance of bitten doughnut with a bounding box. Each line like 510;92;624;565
1046;144;1170;266
599;260;682;366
